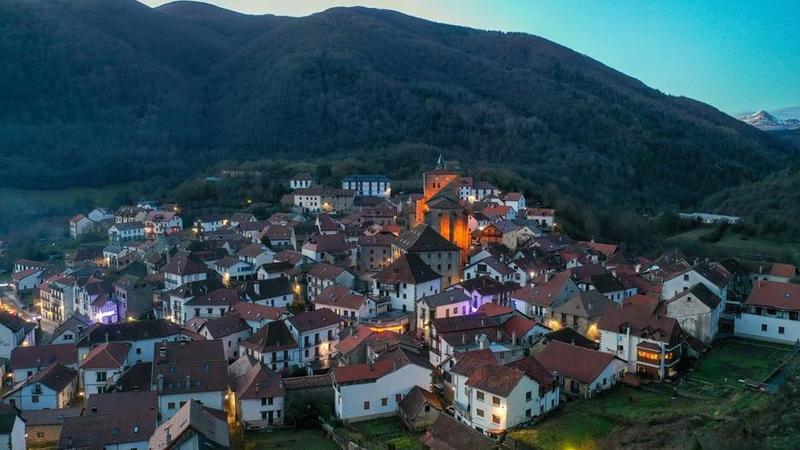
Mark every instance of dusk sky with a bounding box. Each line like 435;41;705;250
140;0;800;115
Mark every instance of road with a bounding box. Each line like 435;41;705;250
0;286;57;334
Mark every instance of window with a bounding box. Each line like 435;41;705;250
525;409;532;418
168;402;176;410
32;395;39;403
525;391;532;401
476;391;484;401
476;408;484;417
492;396;500;406
96;371;107;382
762;324;768;332
779;326;785;335
395;394;402;402
363;401;370;410
381;398;388;406
492;414;500;424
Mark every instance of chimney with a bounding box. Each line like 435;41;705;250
462;334;466;345
544;272;551;283
496;329;501;341
186;374;191;388
157;374;164;391
254;283;260;295
512;331;517;346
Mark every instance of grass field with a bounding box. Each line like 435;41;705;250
665;228;800;264
245;428;339;450
346;417;423;450
508;339;792;450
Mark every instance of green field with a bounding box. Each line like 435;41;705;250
245;428;339;450
345;417;423;450
508;339;795;450
665;228;800;265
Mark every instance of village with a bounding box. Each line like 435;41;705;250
0;156;797;450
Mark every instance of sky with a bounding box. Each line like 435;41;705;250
140;0;800;115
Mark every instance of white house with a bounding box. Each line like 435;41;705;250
332;348;433;423
341;175;391;197
664;284;722;344
239;321;301;372
735;281;800;344
1;363;78;411
162;255;208;290
108;222;145;242
9;343;78;383
416;289;472;343
661;262;731;305
307;263;356;302
464;256;515;283
69;214;93;239
286;308;343;368
11;268;43;292
79;342;130;396
371;254;442;313
0;405;25;450
314;286;376;325
503;192;526;212
242;278;294;309
199;313;252;361
0;312;37;360
534;341;625;399
289;173;313;190
76;319;182;365
229;359;285;429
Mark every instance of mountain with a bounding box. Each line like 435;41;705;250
738;110;800;131
0;0;796;219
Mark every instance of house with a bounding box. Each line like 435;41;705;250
358;234;396;272
473;181;500;201
237;243;275;269
69;214;93;239
590;273;636;302
332;348;433;423
534;340;625;399
58;398;157;450
87;207;114;223
307;263;356;302
231;301;286;333
11;268;43;292
193;216;227;233
214;256;254;284
510;271;580;324
315;286;376;324
452;276;518;312
239;321;300;372
393;224;462;286
289;173;313;190
341;175;391;197
531;327;599;354
143;210;183;237
76;319;182;364
501;315;548;347
229;359;285;429
735;281;800;344
108;221;145;242
399;385;443;431
428;314;506;367
257;261;296;281
183;288;240;323
38;275;78;323
1;363;78;410
416;289;472;343
526;208;556;229
371;254;442;313
420;414;496;450
152;340;228;420
459;356;558;434
0;405;25;450
80;342;131;396
661;262;731;305
230;212;257;227
598;295;683;380
9;343;77;383
258;225;297;250
745;261;798;284
112;274;155;320
242;278;294;308
47;313;92;345
550;290;618;340
21;406;82;449
199;313;251;361
464;256;514;283
504;192;526;212
302;233;357;266
148;400;230;449
286;308;344;368
0;312;37;360
162;255;208;290
664;284;722;344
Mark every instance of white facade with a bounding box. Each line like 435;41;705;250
341;177;391;197
465;376;558;433
334;364;431;422
662;270;727;304
77;335;182;365
158;391;224;421
735;312;800;344
373;279;441;314
0;415;25;450
239;396;285;428
82;366;125;397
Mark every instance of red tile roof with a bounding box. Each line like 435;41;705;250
307;263;347;281
475;302;513;318
510;270;572;307
534;340;616;384
10;343;77;370
315;286;367;310
81;342;130;369
287;308;343;333
231;363;284;400
746;280;800;311
501;315;537;338
332;348;431;384
770;263;797;278
449;349;498;377
466;363;524;397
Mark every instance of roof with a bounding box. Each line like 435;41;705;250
81;342;130;369
332;348;432;385
399;385;442;418
185;288;240;306
202;313;250;339
770;263;797;278
373;253;441;285
10;343;77;370
553;290;618;320
337;325;375;355
0;405;20;435
21;406;82;426
59;408;158;448
237;243;271;259
597;295;680;343
509;355;557;387
149;401;229;450
115;362;153;392
291;172;313;181
79;320;181;347
470;255;514;276
431;313;495;335
746;281;800;311
0;311;36;333
420;414;495;450
307;262;347;281
466;363;525;397
86;390;158;416
315;286;368;310
475;302;513;318
161;255;207;276
303;233;355;253
501;315;537;338
590;273;625;293
449;349;498;377
240;321;298;353
342;174;390;183
456;276;516;296
541;327;598;350
27;363;78;392
231;301;285;322
230;363;284;400
579;241;619;258
287;308;343;333
510;271;572;307
395;224;459;253
242;278;293;301
11;267;42;281
535;340;617;384
672;262;732;288
420;289;470;308
667;283;721;310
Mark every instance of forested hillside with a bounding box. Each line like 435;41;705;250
0;0;796;225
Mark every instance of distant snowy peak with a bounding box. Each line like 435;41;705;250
738;109;800;130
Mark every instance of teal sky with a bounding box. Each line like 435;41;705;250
141;0;800;115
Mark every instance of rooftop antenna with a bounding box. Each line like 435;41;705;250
436;154;444;169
